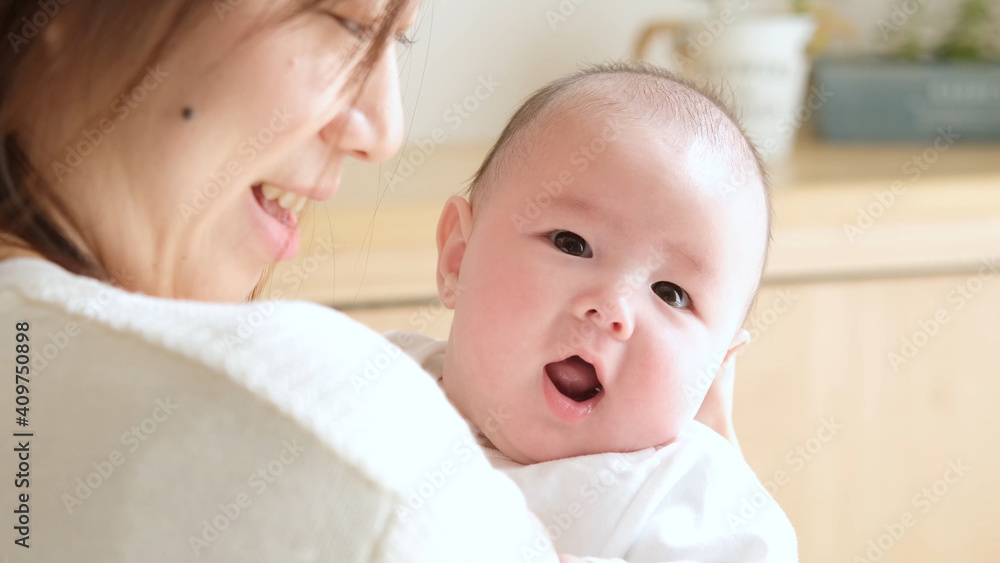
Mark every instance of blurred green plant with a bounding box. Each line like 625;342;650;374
890;0;997;61
935;0;995;61
895;5;926;61
795;0;997;62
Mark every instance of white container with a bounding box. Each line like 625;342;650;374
637;14;817;161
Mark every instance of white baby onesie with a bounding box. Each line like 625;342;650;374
386;330;799;563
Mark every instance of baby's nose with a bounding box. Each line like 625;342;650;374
581;295;635;341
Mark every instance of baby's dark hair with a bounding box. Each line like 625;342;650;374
464;60;773;319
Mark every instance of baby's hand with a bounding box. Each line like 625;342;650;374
693;329;749;454
559;555;587;563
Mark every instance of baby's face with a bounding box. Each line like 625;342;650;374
438;113;767;464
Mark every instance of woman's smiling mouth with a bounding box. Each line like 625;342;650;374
249;182;308;260
257;182;310;218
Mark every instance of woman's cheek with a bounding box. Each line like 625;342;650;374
222;34;334;133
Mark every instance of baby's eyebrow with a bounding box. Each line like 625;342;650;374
665;244;705;277
642;237;708;280
547;192;596;215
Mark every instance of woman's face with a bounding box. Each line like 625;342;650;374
42;0;417;301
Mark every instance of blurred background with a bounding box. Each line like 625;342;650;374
271;1;1000;561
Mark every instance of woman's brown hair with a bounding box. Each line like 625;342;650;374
0;0;409;299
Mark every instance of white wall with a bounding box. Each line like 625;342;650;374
332;0;996;204
396;0;707;144
395;0;994;144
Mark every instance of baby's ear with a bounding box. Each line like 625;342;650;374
723;328;751;365
436;195;473;309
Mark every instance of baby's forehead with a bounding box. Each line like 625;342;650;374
473;67;769;240
528;79;770;272
522;96;767;235
539;76;760;177
519;101;760;217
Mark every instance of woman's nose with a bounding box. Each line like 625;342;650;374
574;289;636;341
324;43;404;163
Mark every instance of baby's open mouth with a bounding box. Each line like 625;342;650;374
545;356;603;402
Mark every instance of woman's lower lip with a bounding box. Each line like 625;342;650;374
542;370;603;422
248;186;300;261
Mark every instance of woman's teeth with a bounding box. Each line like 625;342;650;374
259;182;308;215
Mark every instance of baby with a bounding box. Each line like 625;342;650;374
387;62;797;561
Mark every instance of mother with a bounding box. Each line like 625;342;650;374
0;0;738;560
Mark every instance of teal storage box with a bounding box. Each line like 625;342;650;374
813;58;1000;142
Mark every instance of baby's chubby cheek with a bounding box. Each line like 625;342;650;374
632;340;721;433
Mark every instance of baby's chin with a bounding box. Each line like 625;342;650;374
480;425;575;465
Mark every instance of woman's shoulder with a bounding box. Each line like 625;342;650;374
2;260;557;560
1;257;378;376
0;258;469;491
1;256;383;356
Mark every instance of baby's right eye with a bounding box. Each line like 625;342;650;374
549;230;592;258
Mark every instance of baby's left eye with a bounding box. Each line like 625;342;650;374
549;230;593;258
652;281;690;308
